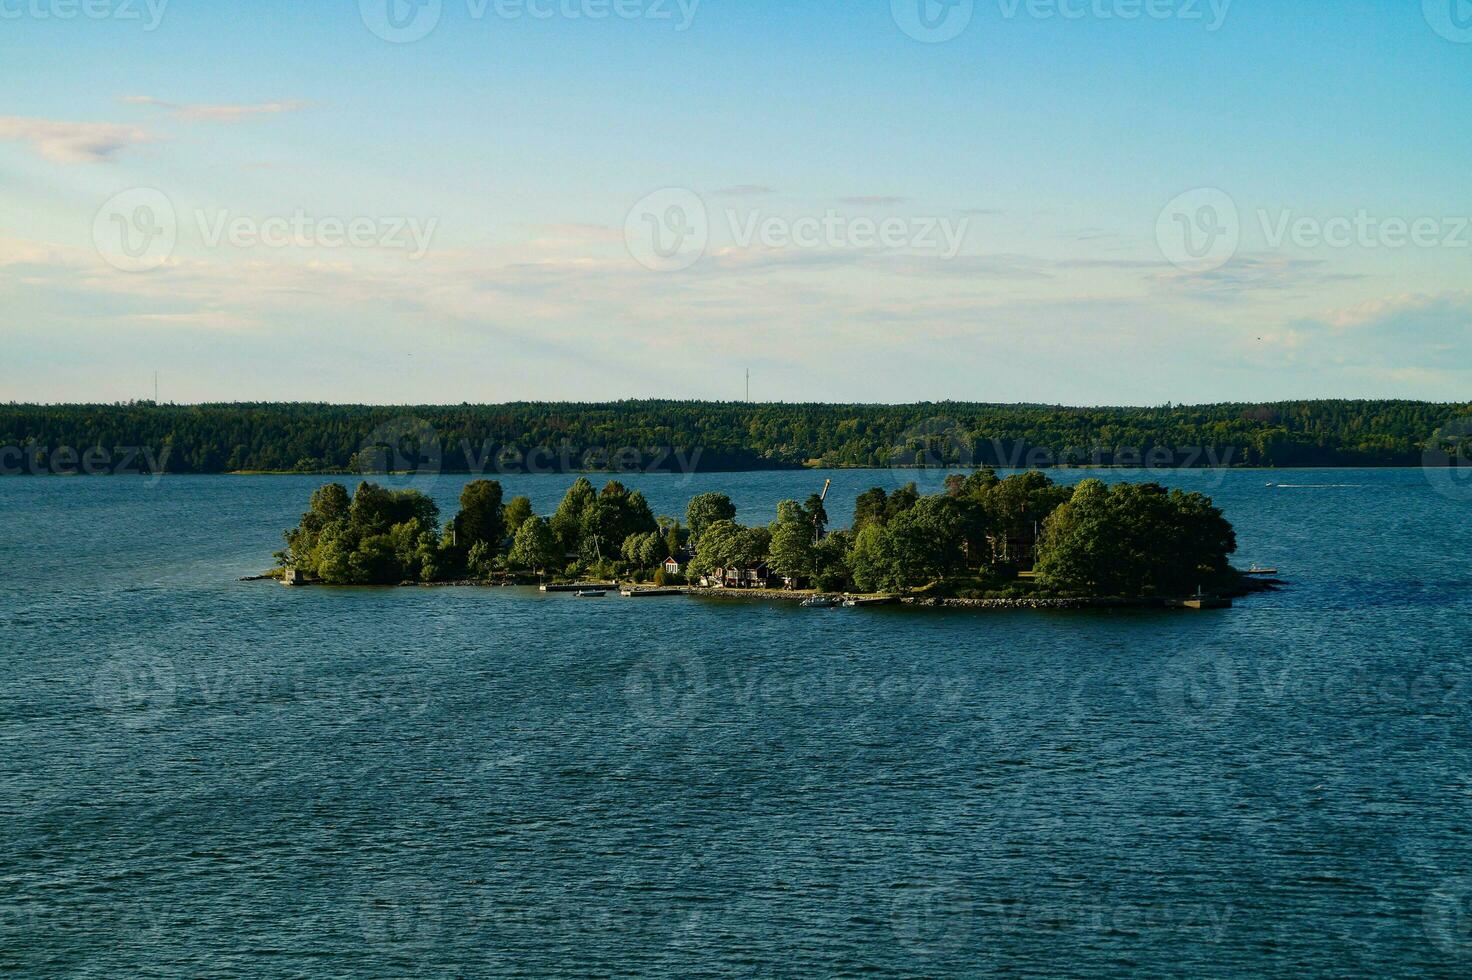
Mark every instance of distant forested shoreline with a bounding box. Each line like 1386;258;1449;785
3;399;1470;474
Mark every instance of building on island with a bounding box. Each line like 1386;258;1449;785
702;564;775;589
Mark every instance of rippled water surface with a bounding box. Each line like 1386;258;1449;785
4;468;1472;977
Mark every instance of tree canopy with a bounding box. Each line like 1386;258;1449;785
278;469;1241;598
13;399;1464;475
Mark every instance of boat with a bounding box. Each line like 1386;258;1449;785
573;589;606;598
800;595;840;608
1243;564;1278;576
1174;585;1232;609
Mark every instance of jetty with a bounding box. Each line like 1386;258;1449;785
1172;596;1233;610
540;582;617;593
618;587;688;598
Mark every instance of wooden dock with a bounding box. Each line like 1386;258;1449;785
618;587;688;598
539;582;617;593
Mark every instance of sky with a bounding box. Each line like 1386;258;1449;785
1;0;1469;405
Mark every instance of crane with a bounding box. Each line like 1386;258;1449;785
812;478;831;542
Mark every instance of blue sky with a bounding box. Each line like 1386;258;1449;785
2;0;1469;404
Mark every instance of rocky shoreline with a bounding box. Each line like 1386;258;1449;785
252;573;1283;609
688;576;1282;610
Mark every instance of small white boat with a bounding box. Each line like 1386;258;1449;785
574;589;607;598
1243;564;1278;576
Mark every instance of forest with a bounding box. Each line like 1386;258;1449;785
277;470;1239;601
5;399;1471;473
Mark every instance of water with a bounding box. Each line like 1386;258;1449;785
3;468;1471;977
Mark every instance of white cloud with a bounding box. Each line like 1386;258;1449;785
0;116;153;163
120;96;311;122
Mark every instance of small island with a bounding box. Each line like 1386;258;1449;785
271;470;1274;608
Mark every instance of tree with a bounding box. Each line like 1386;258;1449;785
550;477;597;556
309;482;350;524
803;492;829;539
849;524;900;593
1037;480;1140;594
503;496;535;534
1036;479;1236;595
852;487;889;532
594;481;657;549
689;519;770;577
467;540;497;578
283;481;443;585
972;471;1069;565
621;530;665;568
455;479;504;550
768;506;817;581
886;482;920;521
509;517;559;576
348;481;438;534
686;492;736;544
878;495;966;589
811;531;852;592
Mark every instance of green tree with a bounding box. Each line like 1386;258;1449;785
503;495;535;534
509;517;559;576
550;477;597;556
882;495;967;588
455;480;504;550
1036;480;1235;595
689;520;770;577
467;540;498;578
686;492;737;544
886;482;920;521
767;499;817;580
593;481;658;551
621;530;666;568
811;531;852;592
848;524;900;593
804;492;829;538
852;487;889;532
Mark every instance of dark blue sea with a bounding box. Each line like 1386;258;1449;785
4;468;1472;977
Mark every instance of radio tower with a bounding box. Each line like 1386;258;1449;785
745;369;750;403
